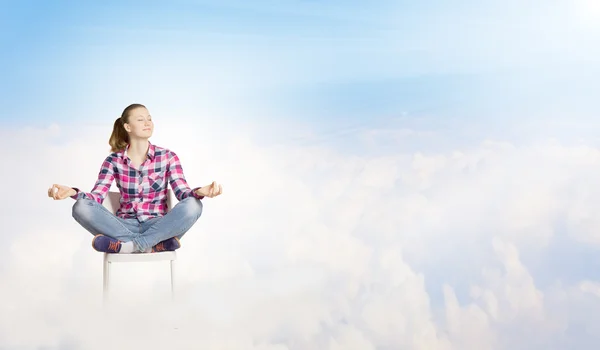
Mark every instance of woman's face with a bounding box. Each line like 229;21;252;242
124;107;153;139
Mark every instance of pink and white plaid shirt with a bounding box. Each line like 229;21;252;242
71;142;203;222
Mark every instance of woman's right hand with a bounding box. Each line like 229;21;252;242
48;184;76;200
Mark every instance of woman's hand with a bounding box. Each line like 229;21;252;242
48;184;76;200
195;181;223;198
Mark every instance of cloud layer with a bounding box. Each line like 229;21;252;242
2;117;600;349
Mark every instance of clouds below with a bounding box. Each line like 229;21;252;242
2;117;600;349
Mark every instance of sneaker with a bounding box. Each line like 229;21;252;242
152;237;181;252
92;234;122;253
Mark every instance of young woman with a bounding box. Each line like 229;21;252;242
47;103;223;254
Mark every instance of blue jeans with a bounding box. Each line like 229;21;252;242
71;196;203;252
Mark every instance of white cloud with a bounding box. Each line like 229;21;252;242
2;118;600;349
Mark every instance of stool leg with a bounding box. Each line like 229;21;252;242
103;254;110;304
170;259;176;301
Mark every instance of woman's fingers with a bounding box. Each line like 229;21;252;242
49;184;63;200
201;181;223;198
210;181;217;197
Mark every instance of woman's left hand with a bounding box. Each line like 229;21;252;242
195;181;223;198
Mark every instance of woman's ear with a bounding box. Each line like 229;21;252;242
123;123;131;132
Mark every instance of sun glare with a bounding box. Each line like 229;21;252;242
574;0;600;29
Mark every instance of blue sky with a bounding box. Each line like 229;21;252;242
2;0;599;140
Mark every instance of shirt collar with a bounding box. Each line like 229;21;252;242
123;141;155;161
147;142;156;160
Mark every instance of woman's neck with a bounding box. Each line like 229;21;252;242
127;139;149;161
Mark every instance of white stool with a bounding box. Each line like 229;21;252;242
101;190;178;303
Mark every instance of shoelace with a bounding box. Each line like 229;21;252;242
108;241;120;252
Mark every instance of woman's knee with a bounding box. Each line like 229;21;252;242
72;198;95;221
179;197;203;219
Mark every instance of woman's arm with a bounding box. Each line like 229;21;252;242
70;156;116;203
166;151;204;201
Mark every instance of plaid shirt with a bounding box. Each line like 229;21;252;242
71;142;203;222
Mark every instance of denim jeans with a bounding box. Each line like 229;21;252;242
71;196;203;252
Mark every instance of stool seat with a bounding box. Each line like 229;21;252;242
105;251;177;263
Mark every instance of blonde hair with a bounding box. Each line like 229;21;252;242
108;103;146;152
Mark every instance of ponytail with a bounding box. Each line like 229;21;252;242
108;117;129;152
108;103;146;153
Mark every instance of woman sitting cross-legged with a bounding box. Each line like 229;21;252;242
47;103;223;254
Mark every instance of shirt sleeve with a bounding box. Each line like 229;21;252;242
70;155;115;203
166;151;204;201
